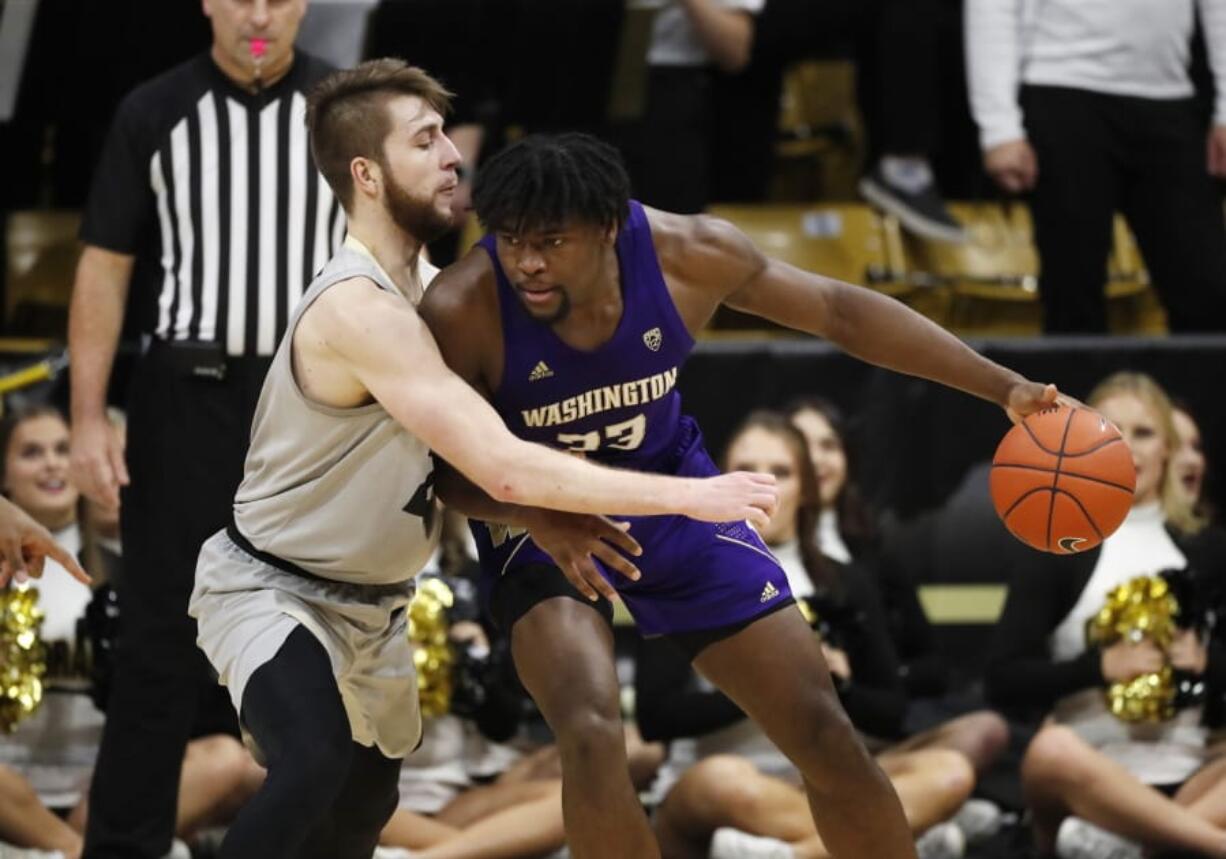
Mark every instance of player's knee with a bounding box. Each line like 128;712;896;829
552;705;624;766
290;731;353;787
1022;725;1090;791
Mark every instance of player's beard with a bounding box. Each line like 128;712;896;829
384;175;454;244
516;286;571;324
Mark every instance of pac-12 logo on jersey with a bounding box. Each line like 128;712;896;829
643;327;662;351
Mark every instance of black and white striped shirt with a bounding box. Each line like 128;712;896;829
81;52;342;357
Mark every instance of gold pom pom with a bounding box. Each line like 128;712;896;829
408;578;455;718
0;585;47;733
1087;575;1179;723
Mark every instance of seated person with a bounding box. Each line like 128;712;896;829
786;398;1009;782
639;411;974;859
987;372;1226;859
0;406;263;859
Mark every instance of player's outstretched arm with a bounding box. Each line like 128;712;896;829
0;497;91;587
312;281;778;525
674;213;1061;420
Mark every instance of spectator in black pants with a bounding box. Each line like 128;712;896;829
967;0;1226;334
66;1;339;856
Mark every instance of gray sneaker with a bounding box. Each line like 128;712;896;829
859;167;967;244
1056;818;1142;859
916;822;966;859
952;798;1004;844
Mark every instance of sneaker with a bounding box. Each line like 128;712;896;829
163;839;192;859
1056;817;1142;859
859;166;967;244
916;822;966;859
372;848;417;859
952;798;1004;844
0;844;65;859
709;827;795;859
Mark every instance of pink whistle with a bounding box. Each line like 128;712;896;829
250;38;268;60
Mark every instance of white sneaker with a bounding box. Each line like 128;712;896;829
916;822;966;859
709;827;795;859
1056;818;1142;859
0;843;66;859
162;839;192;859
371;848;417;859
952;798;1003;844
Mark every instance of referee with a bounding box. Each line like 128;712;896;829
66;2;339;857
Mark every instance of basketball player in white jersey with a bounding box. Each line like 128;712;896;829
188;60;777;859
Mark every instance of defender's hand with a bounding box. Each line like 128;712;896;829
526;510;643;602
0;497;91;587
70;417;129;510
1101;639;1165;683
681;472;778;530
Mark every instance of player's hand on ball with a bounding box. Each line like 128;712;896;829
526;511;642;602
690;472;779;530
1004;381;1084;425
1100;639;1165;683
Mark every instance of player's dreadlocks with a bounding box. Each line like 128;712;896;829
473;133;631;235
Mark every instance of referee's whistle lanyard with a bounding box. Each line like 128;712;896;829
251;38;267;105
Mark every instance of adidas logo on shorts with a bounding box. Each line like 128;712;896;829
760;581;780;603
528;361;554;382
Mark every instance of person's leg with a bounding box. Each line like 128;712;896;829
305;740;402;859
886;711;1010;775
0;764;84;857
694;608;917;858
876;749;975;833
434;779;559;829
71;735;266;840
412;782;566;859
1023;86;1120;333
1175;757;1226;828
174;735;266;839
510;595;657;859
380;809;460;852
84;353;251;859
1021;724;1226;857
1121;97;1226;333
219;626;357;859
654;755;815;859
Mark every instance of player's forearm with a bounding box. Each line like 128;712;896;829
824;281;1025;408
481;441;699;517
434;461;538;528
68;249;132;423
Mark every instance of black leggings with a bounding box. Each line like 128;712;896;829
220;626;402;859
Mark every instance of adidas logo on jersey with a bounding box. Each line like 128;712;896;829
760;581;781;603
528;361;554;382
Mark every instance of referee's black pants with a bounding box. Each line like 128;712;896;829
1023;85;1226;333
83;343;271;859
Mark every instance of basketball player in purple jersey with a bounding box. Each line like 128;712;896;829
419;134;1063;859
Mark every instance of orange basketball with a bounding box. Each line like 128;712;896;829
990;406;1136;554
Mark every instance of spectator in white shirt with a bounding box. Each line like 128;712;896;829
966;0;1226;333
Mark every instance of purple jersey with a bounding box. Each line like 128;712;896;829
472;201;792;636
482;201;693;470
